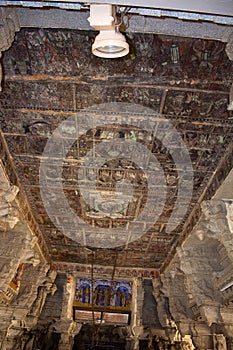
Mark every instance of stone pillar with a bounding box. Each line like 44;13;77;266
58;320;80;350
126;278;144;350
58;320;82;350
180;335;195;350
213;334;227;350
0;8;20;90
125;337;135;350
221;323;233;350
27;267;57;322
1;319;24;350
227;339;233;350
191;323;214;350
57;274;81;350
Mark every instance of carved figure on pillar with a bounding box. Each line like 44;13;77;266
29;269;57;317
0;181;19;230
180;336;195;350
0;8;20;90
214;334;227;350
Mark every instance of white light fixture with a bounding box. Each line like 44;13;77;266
88;4;129;58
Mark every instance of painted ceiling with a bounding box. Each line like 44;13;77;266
0;26;233;272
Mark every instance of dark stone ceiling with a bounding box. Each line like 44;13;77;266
0;28;232;272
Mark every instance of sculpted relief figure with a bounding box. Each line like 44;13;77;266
180;335;195;350
0;182;20;230
226;201;233;233
214;334;227;350
197;200;228;239
29;269;57;317
0;7;20;90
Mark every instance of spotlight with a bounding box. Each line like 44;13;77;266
89;4;129;59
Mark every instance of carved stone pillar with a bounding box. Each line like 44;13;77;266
1;319;24;350
125;337;135;350
57;274;81;350
227;339;233;350
191;323;214;350
221;322;233;349
127;278;144;350
0;8;20;90
58;320;82;350
25;266;57;331
213;334;227;350
180;335;195;350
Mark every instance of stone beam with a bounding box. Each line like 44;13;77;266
51;262;160;280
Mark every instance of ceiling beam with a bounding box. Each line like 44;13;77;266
40;0;233;16
1;0;233;17
18;8;233;42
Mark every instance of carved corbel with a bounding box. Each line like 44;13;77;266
21;236;41;266
0;181;19;230
0;7;20;90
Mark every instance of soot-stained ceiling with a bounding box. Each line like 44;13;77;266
0;26;232;272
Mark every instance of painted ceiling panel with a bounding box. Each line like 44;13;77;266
0;28;233;271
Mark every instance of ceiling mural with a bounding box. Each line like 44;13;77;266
0;28;232;272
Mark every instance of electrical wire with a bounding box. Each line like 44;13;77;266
90;249;119;348
116;6;132;31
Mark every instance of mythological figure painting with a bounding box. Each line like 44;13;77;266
74;278;132;310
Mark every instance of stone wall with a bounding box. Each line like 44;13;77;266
151;197;233;349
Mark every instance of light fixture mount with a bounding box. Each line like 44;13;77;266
88;4;129;58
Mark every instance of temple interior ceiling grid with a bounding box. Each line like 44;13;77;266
0;27;233;271
0;5;233;349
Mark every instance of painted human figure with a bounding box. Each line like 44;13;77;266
104;287;111;306
121;289;127;307
93;287;98;305
126;293;131;308
117;288;121;306
83;285;90;304
76;289;82;303
97;287;103;305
